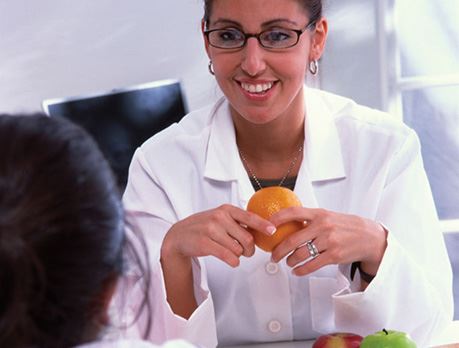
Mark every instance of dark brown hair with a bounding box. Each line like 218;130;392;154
203;0;323;27
0;114;150;347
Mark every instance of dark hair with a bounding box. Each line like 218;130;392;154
0;114;150;347
203;0;323;27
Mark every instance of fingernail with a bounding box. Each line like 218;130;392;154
266;225;277;235
270;255;278;263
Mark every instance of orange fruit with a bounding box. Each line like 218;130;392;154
246;186;303;252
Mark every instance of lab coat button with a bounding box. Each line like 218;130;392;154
268;320;282;333
265;262;279;275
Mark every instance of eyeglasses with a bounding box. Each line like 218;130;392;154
204;20;316;50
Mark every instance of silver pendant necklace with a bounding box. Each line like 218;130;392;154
238;144;303;190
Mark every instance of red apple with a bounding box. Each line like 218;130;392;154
313;332;363;348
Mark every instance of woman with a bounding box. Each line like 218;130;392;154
123;0;453;346
0;114;193;348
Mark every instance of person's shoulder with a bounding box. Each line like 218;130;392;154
313;88;413;139
74;338;196;348
128;98;226;176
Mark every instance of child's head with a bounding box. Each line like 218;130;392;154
0;114;132;347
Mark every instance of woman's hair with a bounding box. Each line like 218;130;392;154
203;0;323;27
0;114;150;347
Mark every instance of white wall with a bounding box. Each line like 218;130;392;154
0;0;221;114
321;0;385;111
0;0;383;115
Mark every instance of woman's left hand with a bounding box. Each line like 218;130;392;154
270;207;388;277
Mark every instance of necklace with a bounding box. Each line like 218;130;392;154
238;144;303;190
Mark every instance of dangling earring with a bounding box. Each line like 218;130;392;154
309;59;319;75
208;60;215;75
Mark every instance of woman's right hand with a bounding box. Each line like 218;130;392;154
161;204;276;267
159;204;275;318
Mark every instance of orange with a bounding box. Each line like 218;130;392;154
246;186;303;252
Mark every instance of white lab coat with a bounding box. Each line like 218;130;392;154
122;87;453;348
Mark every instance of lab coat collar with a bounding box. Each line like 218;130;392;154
303;87;346;182
204;97;244;182
204;88;346;200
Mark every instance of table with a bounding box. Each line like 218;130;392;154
223;340;313;348
222;321;459;348
431;320;459;347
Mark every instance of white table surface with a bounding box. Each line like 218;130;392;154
222;340;313;348
430;320;459;347
221;321;459;348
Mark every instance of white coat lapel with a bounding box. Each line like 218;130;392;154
294;160;320;209
203;98;254;207
295;88;347;208
203;98;239;182
304;87;346;182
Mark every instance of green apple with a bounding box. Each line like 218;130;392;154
361;328;417;348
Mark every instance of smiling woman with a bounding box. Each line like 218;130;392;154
202;0;325;127
120;0;454;347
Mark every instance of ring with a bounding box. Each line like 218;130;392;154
306;240;319;258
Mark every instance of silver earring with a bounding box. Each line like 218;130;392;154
309;59;319;75
208;60;215;75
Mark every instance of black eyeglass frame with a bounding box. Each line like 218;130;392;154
204;20;317;50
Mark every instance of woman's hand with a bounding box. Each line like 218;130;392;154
270;207;387;278
161;204;276;267
160;204;275;318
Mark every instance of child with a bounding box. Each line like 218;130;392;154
0;114;193;348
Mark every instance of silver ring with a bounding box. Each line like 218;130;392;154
306;240;319;258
